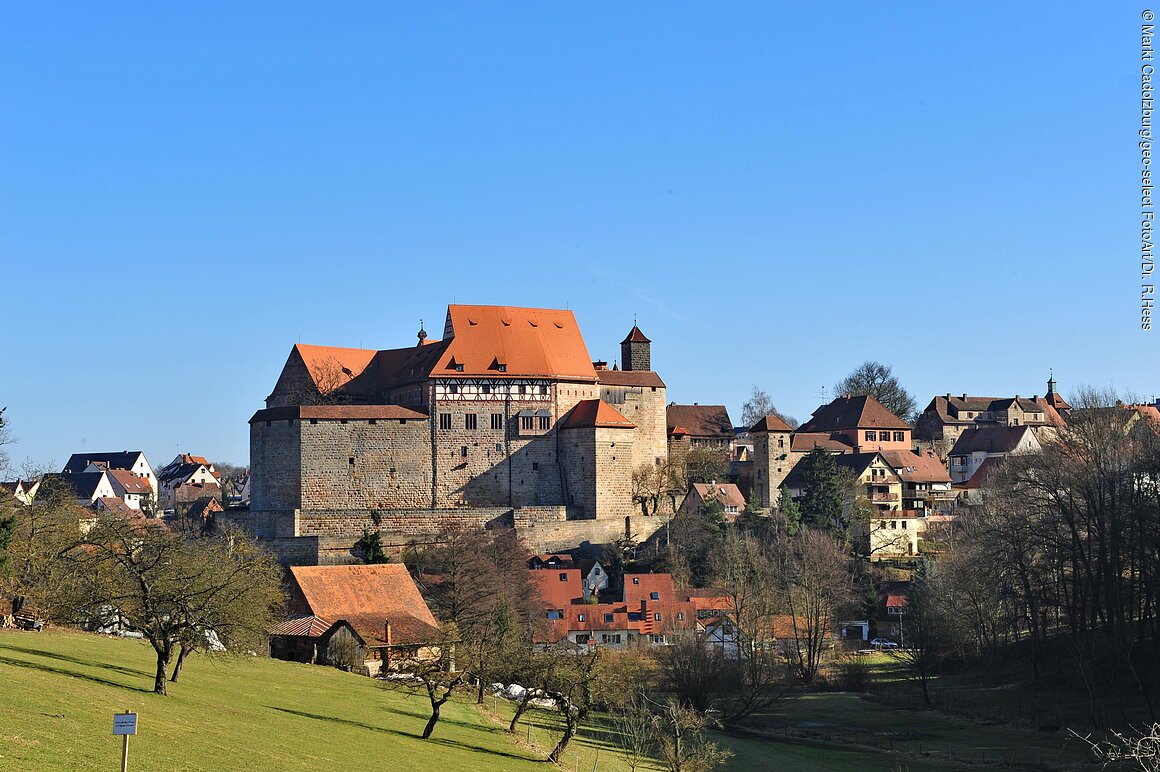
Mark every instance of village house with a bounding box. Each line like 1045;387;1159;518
791;395;913;455
62;451;157;497
528;553;609;599
947;425;1042;484
157;453;222;513
666;404;736;458
48;469;152;511
677;481;747;521
878;449;955;514
0;479;39;505
271;564;440;676
530;570;697;648
914;377;1069;451
783;452;904;516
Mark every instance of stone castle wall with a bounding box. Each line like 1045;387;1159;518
752;430;796;509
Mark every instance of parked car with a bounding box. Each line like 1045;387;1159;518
869;638;898;648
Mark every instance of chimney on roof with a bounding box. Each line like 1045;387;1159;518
962;394;967;400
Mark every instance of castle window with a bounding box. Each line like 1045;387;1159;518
519;384;527;395
866;431;877;441
460;446;468;457
481;384;492;395
778;438;784;448
496;444;503;452
449;384;458;394
532;462;540;471
538;415;551;431
348;457;355;466
310;419;318;424
497;364;507;372
368;419;376;425
455;364;464;372
539;385;548;395
439;414;452;430
465;414;477;430
521;415;534;431
491;413;503;430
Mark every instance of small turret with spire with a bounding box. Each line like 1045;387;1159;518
620;317;651;372
416;320;428;347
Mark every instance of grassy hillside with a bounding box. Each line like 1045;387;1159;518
0;628;624;771
0;629;1101;771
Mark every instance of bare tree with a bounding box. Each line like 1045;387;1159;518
57;516;283;695
1073;722;1160;771
780;528;851;686
834;361;916;422
740;387;798;430
652;698;733;772
544;647;601;763
392;626;468;739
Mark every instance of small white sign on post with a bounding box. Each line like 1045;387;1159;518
113;712;137;736
113;711;137;772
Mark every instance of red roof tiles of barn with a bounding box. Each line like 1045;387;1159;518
287;564;439;647
562;399;636;430
271;615;334;638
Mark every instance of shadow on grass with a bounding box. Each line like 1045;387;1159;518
0;654;151;693
269;705;539;762
0;641;152;678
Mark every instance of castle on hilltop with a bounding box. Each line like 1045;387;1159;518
239;305;670;563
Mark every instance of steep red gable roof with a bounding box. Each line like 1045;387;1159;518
433;306;597;381
798;395;910;432
293;343;379;395
287;564;439;647
689;482;746;510
562;399;636;430
106;469;152;494
621;325;651;344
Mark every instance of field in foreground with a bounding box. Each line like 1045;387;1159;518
0;630;1102;770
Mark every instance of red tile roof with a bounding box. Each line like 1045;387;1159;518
562;399;636;430
596;370;666;388
790;432;854;453
293;343;379;396
287;564;439;647
799;395;910;432
624;574;676;606
666;405;734;439
621;325;651;344
688;482;746;510
749;415;792;433
529;568;585;610
271;615;334;637
106;469;153;495
433;306;597;381
879;450;951;484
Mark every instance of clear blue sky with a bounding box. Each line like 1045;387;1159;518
0;3;1150;471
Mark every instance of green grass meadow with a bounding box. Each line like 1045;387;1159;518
0;630;1102;770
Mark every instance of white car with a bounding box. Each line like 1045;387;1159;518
870;638;899;648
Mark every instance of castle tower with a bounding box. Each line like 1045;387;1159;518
620;324;651;372
749;415;795;510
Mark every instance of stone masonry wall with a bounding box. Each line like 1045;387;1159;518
600;384;668;472
250;418;302;511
